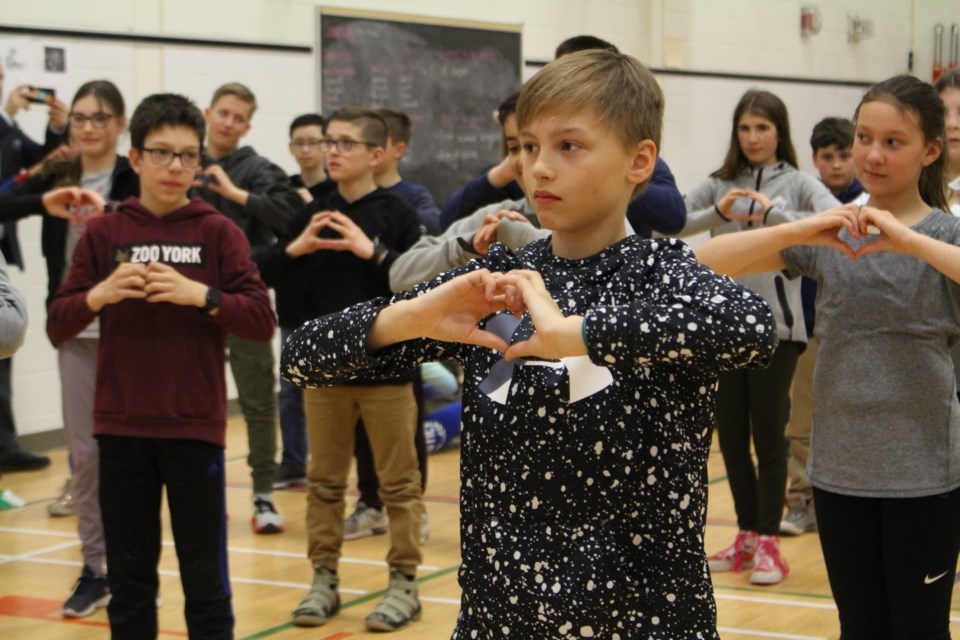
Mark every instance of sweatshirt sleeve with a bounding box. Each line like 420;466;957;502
410;185;442;235
439;171;523;230
283;257;493;388
764;174;841;226
0;253;27;358
389;198;530;292
242;159;303;233
679;178;731;237
625;157;687;237
0;173;56;223
211;219;276;342
582;238;778;373
253;204;316;288
282;244;527;388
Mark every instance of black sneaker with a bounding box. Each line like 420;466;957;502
272;462;307;489
62;565;110;618
0;449;51;473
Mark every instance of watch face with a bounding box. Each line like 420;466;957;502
205;287;221;310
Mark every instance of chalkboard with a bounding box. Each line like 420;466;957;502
318;9;522;207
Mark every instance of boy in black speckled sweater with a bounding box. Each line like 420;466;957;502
282;50;777;639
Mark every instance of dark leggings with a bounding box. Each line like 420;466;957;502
715;340;802;535
814;486;960;639
355;371;427;509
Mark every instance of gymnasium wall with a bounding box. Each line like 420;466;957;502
1;0;956;436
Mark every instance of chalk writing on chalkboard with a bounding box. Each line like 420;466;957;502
319;12;521;207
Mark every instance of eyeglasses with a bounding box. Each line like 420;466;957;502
318;138;377;153
69;112;115;129
289;138;324;150
140;147;203;169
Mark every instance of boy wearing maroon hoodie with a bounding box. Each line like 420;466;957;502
47;93;276;640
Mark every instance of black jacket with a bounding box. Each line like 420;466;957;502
193;146;302;253
0;155;139;306
0;119;67;268
256;187;422;324
256;187;423;385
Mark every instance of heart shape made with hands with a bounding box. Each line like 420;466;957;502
812;204;896;262
47;187;106;224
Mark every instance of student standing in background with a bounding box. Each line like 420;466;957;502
935;69;960;215
681;89;839;585
194;82;302;534
48;92;276;640
0;79;139;618
0;60;68;473
272;112;337;491
256;107;424;632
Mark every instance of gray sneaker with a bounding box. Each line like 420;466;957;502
292;567;340;626
365;568;421;631
344;500;388;540
780;494;817;536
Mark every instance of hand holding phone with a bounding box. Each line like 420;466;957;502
26;86;56;105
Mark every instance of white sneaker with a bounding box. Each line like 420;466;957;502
343;500;388;540
252;495;284;534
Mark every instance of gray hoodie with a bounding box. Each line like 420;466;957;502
389;197;543;292
0;253;27;359
681;161;840;343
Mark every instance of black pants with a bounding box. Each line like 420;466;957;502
356;372;427;508
0;357;19;455
715;340;801;535
814;486;960;639
99;435;234;640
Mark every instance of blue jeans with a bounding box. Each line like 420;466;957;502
278;327;307;468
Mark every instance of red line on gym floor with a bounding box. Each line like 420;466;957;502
0;595;188;636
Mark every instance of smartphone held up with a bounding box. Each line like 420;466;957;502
25;86;56;105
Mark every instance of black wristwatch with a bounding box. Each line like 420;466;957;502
201;287;221;314
369;236;388;264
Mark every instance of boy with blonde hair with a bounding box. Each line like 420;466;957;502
282;51;776;637
195;82;301;534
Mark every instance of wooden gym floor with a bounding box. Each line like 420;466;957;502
1;417;959;639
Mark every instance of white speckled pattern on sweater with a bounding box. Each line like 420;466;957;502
283;236;777;639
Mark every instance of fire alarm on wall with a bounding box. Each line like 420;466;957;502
800;5;822;37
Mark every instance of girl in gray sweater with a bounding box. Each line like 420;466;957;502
696;74;960;640
681;90;839;585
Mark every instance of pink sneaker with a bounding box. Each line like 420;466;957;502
750;535;789;585
708;530;758;573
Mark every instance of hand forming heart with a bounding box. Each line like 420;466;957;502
716;188;772;223
42;187;106;224
405;269;586;362
88;261;207;313
795;202;916;261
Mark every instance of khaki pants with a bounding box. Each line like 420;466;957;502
785;336;818;497
304;383;423;576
